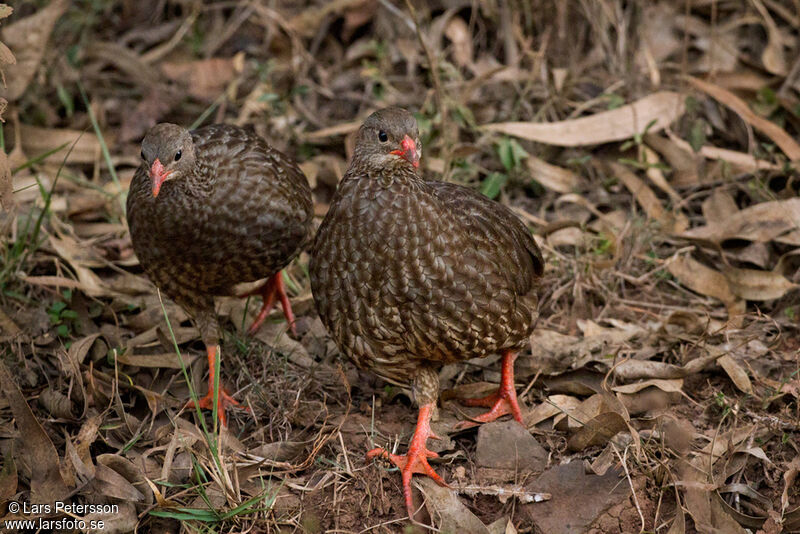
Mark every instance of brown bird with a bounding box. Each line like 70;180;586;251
310;108;544;516
127;123;313;426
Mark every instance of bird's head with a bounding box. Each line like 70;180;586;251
353;107;421;172
140;123;196;197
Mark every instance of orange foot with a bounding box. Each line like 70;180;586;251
184;387;246;427
456;350;524;429
367;403;449;518
239;272;297;336
184;345;250;427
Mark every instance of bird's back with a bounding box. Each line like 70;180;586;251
127;124;313;308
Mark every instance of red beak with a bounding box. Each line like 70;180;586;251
391;135;420;168
149;158;171;197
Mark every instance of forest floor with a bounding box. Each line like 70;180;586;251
1;1;799;533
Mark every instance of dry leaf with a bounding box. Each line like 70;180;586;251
667;255;735;304
526;155;579;193
38;387;74;418
525;395;580;427
161;54;243;101
483;92;685;147
722;266;798;301
702;190;737;225
417;477;491;533
751;0;787;75
19;125;101;165
115;351;196;369
0;361;70;503
610;161;687;233
717;354;753;394
0;0;67;100
682;198;800;244
566;411;628;451
688;77;800;161
444;16;473;68
612;379;684;394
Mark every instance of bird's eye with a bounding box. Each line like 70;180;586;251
174;150;182;162
140;150;146;161
378;130;388;143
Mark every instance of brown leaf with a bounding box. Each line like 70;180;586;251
525;395;581;427
717;354;753;394
667;255;735;303
610;161;687;233
86;501;138;534
688;77;800;161
161;54;243;101
0;0;68;100
90;463;145;502
702;189;737;226
526;155;580;193
722;266;798;301
0;361;70;503
782;457;800;514
683;198;800;244
566;411;628;451
417;477;491;533
483;92;685;147
612;379;684;395
19;124;102;165
115;351;196;369
38;387;74;418
444;16;472;68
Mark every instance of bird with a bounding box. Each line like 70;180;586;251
309;107;544;517
127;123;313;426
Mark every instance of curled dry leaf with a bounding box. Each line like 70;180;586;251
612;378;684;395
687;77;800;161
717;354;753;394
483;91;685;147
751;0;787;75
0;0;67;100
682;198;800;244
722;266;798;301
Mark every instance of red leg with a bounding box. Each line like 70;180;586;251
184;345;249;427
367;403;449;518
239;272;297;336
456;350;524;429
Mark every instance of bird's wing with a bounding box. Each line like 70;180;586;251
427;180;543;297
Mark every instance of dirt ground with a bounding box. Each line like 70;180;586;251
1;1;799;533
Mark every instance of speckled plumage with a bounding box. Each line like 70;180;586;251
310;108;543;405
127;123;313;346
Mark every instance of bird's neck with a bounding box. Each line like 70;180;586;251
347;159;424;189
